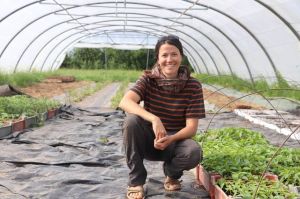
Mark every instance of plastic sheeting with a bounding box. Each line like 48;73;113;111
0;0;299;84
0;106;210;199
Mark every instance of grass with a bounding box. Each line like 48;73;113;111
52;69;141;107
0;69;142;108
0;71;52;87
111;80;131;108
51;68;142;83
194;73;300;102
0;69;142;87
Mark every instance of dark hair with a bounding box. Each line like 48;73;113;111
154;35;184;61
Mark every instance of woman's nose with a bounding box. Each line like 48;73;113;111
166;55;173;62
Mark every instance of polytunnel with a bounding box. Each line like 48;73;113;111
0;0;300;84
1;1;300;199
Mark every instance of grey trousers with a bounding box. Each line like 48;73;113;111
122;113;202;186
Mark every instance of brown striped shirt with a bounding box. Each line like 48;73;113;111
131;76;205;132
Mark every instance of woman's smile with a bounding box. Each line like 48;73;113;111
158;44;182;79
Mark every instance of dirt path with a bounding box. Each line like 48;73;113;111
19;79;92;99
76;82;120;108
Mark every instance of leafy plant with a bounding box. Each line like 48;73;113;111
217;177;296;199
195;127;300;198
0;95;60;126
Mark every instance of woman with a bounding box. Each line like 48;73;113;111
119;35;206;199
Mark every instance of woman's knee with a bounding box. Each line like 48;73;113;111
123;114;143;133
179;140;202;167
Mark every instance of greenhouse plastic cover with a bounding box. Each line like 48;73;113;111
0;0;299;84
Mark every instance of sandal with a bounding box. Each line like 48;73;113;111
127;185;145;199
164;176;182;191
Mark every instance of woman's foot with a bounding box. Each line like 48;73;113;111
164;176;182;191
127;185;144;199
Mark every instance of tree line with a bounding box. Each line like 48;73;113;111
61;48;191;71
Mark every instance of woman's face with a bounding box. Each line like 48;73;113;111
157;43;182;79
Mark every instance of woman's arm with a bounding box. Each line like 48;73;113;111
154;118;199;150
119;90;167;140
119;90;156;122
171;118;199;140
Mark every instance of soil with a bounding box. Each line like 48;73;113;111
18;78;263;111
19;78;92;99
202;88;264;111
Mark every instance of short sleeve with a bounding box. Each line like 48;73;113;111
186;81;206;119
130;76;148;101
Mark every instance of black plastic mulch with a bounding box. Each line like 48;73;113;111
0;106;209;199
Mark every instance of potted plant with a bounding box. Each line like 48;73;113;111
0;122;12;138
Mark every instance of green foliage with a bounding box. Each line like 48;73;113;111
195;127;300;198
195;128;272;176
61;48;156;70
110;80;130;109
218;178;296;199
194;74;252;92
52;69;141;83
0;71;55;87
0;95;60;126
61;47;193;70
194;73;300;101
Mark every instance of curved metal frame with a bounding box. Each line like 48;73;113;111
50;30;170;71
53;1;255;81
38;23;205;72
1;0;298;83
254;0;300;41
0;1;45;23
51;30;205;71
15;11;230;75
185;1;283;81
0;1;251;80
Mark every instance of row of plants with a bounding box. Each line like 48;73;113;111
0;95;60;127
195;73;300;102
194;127;300;198
0;69;141;88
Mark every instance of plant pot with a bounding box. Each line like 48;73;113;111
25;116;37;128
47;109;56;119
214;185;231;199
196;164;222;199
12;119;25;132
0;124;12;138
37;112;48;123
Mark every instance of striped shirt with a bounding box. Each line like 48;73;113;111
131;76;205;132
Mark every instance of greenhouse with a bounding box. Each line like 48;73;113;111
0;0;299;198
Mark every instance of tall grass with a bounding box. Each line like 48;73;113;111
0;69;142;87
0;71;52;87
194;73;300;101
52;69;142;83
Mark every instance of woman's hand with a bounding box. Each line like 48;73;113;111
151;117;167;140
152;117;172;150
154;135;173;150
